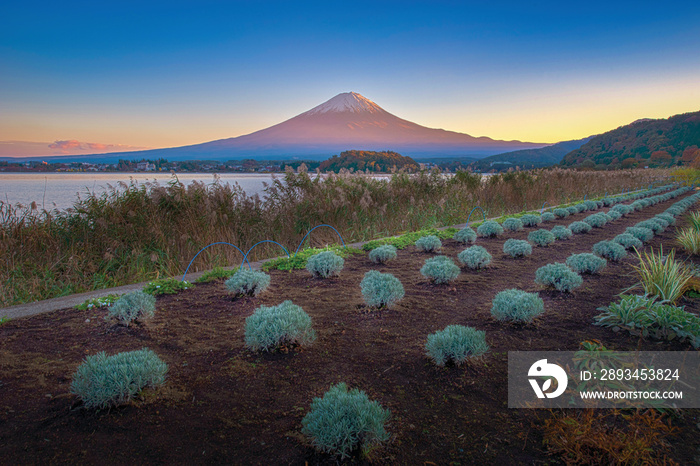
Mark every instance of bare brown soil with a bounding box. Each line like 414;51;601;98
2;193;700;465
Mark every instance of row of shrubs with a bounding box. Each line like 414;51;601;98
68;183;692;459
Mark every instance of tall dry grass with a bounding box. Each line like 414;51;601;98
0;167;668;306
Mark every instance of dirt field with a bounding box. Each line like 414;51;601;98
2;192;699;464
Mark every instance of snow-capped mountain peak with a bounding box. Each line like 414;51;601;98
303;92;383;115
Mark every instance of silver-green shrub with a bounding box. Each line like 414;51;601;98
457;245;492;269
415;235;442;253
503;239;532;258
636;218;667;234
502;217;523;232
70;348;167;409
568;221;592;234
368;245;398;264
592;240;627;261
625;226;655;242
613;233;643;250
583;200;599;211
108;290;156;326
606;210;622;221
420;256;460;284
566;206;579;215
453;226;477;244
553;208;570;218
306;251;345;278
575;203;589;213
611;204;632;216
244;300;316;351
360;270;405;308
528;229;555;247
541;212;556;222
520;214;542;227
224;268;271;296
566;253;607;274
656;213;676;225
582;213;607;228
551;225;573;240
426;325;489;366
630;200;645;211
476;220;504;238
301;382;390;459
491;289;544;322
535;263;583;292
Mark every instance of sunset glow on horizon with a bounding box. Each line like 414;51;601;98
2;0;699;154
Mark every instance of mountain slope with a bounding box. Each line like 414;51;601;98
468;136;594;172
5;92;545;163
560;111;700;167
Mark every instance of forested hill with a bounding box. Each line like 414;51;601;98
468;136;593;172
560;111;700;168
319;150;420;172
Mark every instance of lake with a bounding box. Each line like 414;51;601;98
0;173;280;211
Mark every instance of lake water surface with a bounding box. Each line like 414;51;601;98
0;173;279;211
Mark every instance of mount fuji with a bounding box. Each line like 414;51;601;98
16;92;547;162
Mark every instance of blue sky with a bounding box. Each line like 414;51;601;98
2;0;699;152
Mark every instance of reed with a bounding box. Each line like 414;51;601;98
0;167;667;306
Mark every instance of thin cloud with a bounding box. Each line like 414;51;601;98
48;140;149;154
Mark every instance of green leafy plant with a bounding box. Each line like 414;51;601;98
457;245;492;269
415;235;442;253
566;253;607;274
368;244;398;264
360;270;405;308
528;229;555;247
689;211;700;231
491;289;544;322
629;247;693;304
520;214;542;227
503;238;532;258
420;255;460;284
550;225;573;240
594;295;700;347
107;290;156;326
592;241;627;262
625;226;654;242
70;348;168;409
194;267;238;283
476;220;504;238
143;277;192;296
453;226;477;244
535;263;583;292
75;294;120;311
301;382;390;460
426;325;489;366
568;221;592;234
502;217;523;232
566;206;579;215
244;300;316;351
306;250;345;278
676;228;700;255
224;268;271;297
0;316;10;325
613;233;643;250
